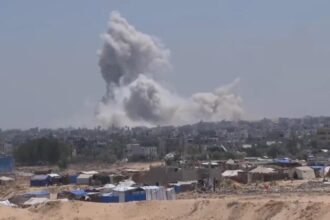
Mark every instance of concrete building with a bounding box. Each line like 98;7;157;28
126;144;157;159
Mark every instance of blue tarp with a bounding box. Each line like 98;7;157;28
274;158;292;164
310;166;324;170
70;189;87;197
173;185;181;193
125;193;146;202
100;193;119;203
69;175;78;184
123;190;146;202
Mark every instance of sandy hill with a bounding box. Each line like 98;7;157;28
1;195;330;220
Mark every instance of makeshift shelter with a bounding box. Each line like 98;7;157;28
292;166;315;180
96;184;116;193
0;176;14;185
100;193;119;203
170;181;197;193
166;188;176;200
25;191;50;198
9;191;49;206
30;175;51;187
222;170;242;178
58;189;87;200
69;175;78;184
117;179;136;188
48;173;61;185
142;186;167;201
249;166;275;174
92;174;110;186
0;200;16;207
81;171;98;175
112;186;146;203
247;166;283;183
23;197;49;207
76;174;93;185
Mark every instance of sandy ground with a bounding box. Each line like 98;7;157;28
2;194;330;220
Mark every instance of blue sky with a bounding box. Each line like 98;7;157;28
1;0;330;128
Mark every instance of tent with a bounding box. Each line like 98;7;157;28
57;189;87;200
142;186;167;201
293;166;315;179
23;197;49;207
222;170;243;177
76;174;93;185
100;193;119;203
96;184;116;193
166;188;176;200
112;186;146;203
30;175;51;187
249;166;275;174
0;176;14;185
25;191;50;198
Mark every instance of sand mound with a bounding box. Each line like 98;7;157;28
2;195;330;220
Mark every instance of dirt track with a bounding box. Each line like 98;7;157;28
2;194;330;220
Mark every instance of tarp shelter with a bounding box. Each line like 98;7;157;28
112;186;146;203
0;176;14;185
23;197;49;206
166;188;176;200
30;175;51;186
69;175;78;184
57;189;87;200
170;181;197;193
92;174;111;186
48;173;61;185
100;193;119;203
25;191;50;198
117;179;136;188
81;171;98;175
142;186;167;201
222;170;243;177
249;166;275;174
0;200;16;207
293;166;315;180
76;174;93;185
96;184;116;193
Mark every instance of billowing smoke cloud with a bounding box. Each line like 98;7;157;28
96;11;244;127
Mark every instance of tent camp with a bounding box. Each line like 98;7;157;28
292;166;315;180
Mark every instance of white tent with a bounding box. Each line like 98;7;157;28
222;170;243;177
166;188;176;200
142;186;167;201
249;166;275;174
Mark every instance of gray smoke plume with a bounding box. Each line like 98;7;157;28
98;11;170;99
97;11;244;127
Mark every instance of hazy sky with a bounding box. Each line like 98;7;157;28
1;0;330;129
